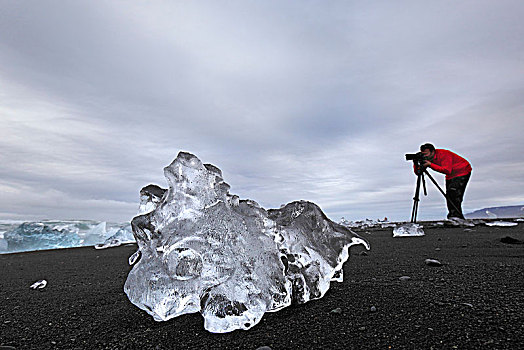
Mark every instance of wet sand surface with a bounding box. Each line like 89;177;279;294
1;223;523;349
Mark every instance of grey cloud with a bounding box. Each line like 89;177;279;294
1;1;523;222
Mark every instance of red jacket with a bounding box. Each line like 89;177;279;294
428;149;472;180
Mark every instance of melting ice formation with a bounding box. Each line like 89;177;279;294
124;152;369;333
485;221;518;227
339;217;396;229
0;221;134;254
393;223;425;237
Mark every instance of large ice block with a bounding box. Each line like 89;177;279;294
124;152;368;333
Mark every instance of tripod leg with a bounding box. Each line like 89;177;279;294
410;174;422;223
411;200;419;223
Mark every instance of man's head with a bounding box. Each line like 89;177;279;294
420;143;435;160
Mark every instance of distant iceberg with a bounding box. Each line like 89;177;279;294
3;222;82;252
0;220;134;254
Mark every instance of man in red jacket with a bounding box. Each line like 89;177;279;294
417;143;472;220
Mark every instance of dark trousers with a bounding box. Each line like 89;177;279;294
445;173;471;219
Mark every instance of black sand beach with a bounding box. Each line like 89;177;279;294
1;223;523;349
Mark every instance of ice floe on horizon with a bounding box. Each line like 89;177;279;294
0;220;134;254
485;221;518;227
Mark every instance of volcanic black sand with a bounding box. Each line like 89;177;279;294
1;223;523;349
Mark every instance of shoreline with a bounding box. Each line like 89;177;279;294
1;224;523;349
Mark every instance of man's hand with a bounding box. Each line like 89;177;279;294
423;160;432;168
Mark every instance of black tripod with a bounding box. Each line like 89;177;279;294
410;166;461;223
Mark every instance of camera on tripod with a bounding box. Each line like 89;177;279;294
405;152;427;173
405;152;425;162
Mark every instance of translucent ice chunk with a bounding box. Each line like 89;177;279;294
424;259;442;266
94;239;120;249
30;279;47;289
94;225;135;249
392;223;425;237
124;152;368;333
485;221;518;227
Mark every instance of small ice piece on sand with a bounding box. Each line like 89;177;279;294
399;276;411;281
94;226;135;249
392;223;424;237
424;259;442;267
94;238;122;250
95;241;115;249
30;280;47;289
486;221;518;227
330;307;342;314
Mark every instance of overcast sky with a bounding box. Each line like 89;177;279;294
1;0;523;223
